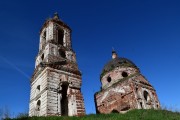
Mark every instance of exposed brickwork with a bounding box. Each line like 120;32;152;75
95;52;160;114
29;13;85;117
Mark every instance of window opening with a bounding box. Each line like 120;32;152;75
144;91;149;101
122;71;128;77
58;29;64;45
36;85;40;95
36;100;41;111
37;85;40;91
59;50;66;58
41;54;44;60
107;76;111;83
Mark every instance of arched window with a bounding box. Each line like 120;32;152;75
144;91;150;102
36;100;41;111
57;29;64;45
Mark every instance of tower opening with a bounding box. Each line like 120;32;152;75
59;50;66;58
61;83;68;116
57;29;64;45
36;85;40;95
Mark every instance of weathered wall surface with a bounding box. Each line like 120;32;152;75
30;66;85;116
95;55;160;114
29;68;48;116
101;67;138;89
29;14;85;117
95;73;160;114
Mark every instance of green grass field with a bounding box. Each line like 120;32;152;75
8;109;180;120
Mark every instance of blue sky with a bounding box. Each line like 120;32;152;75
0;0;180;117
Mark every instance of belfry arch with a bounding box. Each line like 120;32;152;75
57;29;64;46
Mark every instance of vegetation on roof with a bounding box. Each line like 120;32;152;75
100;58;138;79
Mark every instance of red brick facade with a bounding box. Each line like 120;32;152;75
94;52;160;113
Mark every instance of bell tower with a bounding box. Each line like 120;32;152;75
29;13;86;116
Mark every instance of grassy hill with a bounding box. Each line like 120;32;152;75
9;109;180;120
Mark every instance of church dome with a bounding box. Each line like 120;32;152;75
100;57;138;78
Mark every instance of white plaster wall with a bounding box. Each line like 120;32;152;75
140;87;156;109
29;69;48;116
46;22;54;42
45;67;81;116
68;94;77;116
49;43;58;56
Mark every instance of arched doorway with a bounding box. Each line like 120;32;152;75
61;83;68;116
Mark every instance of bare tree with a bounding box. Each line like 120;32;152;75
3;106;11;119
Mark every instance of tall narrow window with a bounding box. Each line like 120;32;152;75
107;76;111;83
144;91;150;102
122;71;128;77
41;54;44;60
57;29;64;45
36;85;40;95
36;100;41;111
43;31;46;40
61;84;68;116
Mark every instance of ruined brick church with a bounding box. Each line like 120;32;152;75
94;51;160;113
29;13;160;116
29;13;85;116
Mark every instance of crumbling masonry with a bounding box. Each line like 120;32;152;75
29;12;160;116
94;51;160;113
29;13;85;116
